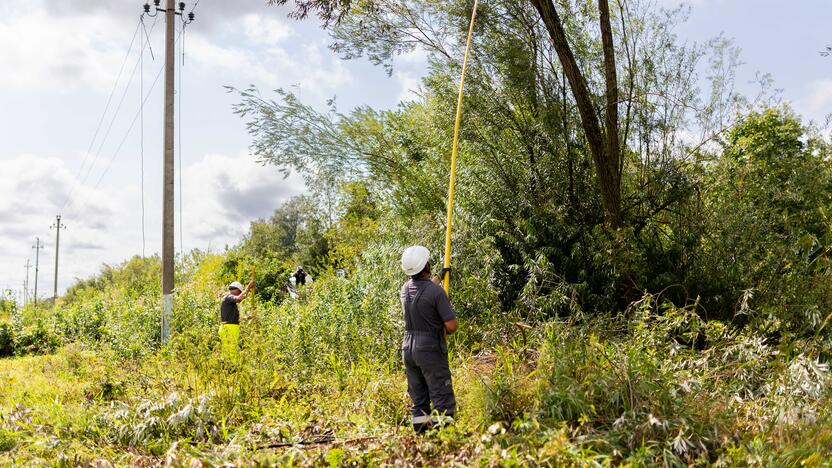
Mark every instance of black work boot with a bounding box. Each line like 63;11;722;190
413;422;430;434
412;414;431;433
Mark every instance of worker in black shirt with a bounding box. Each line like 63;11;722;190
292;266;313;287
219;279;254;360
400;245;458;432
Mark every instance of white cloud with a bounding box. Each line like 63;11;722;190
397;46;428;65
0;154;122;241
394;71;422;103
0;9;129;91
186;29;351;100
182;152;305;248
0;1;386;299
242;14;293;44
0;2;344;98
0;151;306;296
296;42;353;92
797;79;832;122
187;35;271;78
654;0;709;8
38;0;285;32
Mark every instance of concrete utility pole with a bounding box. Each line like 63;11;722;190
32;238;43;305
51;215;66;302
161;0;175;344
23;259;31;306
142;0;195;344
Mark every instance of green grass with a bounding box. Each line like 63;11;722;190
1;315;831;466
2;254;831;465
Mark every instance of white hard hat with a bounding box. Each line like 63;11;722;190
228;281;244;291
401;245;430;276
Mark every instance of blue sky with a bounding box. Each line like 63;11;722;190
1;0;830;300
671;0;831;120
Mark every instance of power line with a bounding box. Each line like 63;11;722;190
74;17;160;201
62;18;142;211
63;23;172;216
63;38;169;216
140;15;157;61
90;42;172;190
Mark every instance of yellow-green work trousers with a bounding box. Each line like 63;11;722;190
219;323;240;360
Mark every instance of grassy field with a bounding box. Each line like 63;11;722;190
2;296;832;465
0;255;830;466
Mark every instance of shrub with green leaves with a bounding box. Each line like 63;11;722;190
0;322;13;357
693;108;832;329
14;320;61;356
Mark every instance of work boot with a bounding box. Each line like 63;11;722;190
411;414;431;434
413;422;430;434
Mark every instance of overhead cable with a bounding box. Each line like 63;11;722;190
61;18;142;211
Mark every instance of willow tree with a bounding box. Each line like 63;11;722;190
529;0;622;226
270;0;623;227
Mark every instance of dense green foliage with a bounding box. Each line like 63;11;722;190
694;110;832;326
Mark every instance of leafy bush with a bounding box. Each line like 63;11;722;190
692;109;832;328
0;323;13;357
53;300;106;343
14;320;61;356
469;348;535;424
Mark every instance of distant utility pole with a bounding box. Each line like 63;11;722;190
51;215;66;302
23;259;31;306
32;237;43;305
142;0;195;344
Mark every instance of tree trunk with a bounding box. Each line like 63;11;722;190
598;0;622;222
530;0;622;227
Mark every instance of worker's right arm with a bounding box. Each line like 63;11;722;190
233;280;256;303
436;286;457;334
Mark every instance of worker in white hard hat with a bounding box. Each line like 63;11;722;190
219;279;255;360
400;245;458;432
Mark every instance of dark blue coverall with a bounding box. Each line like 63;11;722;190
400;278;456;430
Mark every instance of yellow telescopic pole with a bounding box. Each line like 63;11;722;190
443;0;478;294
